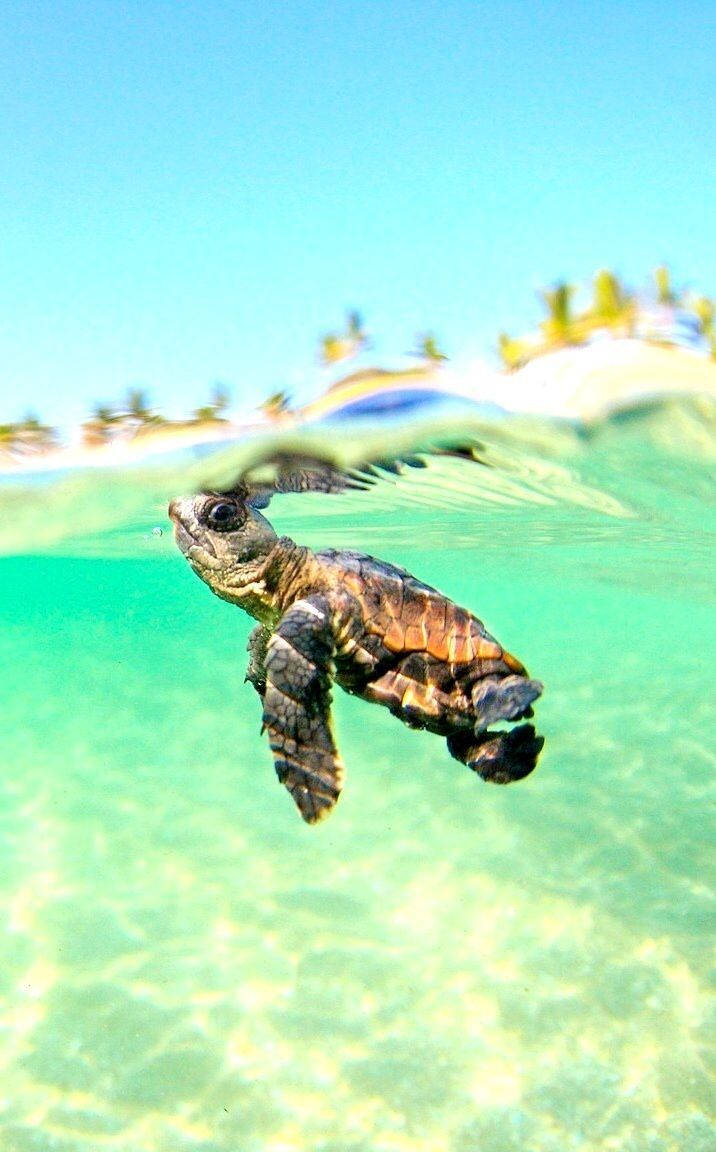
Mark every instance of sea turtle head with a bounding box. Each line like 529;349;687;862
168;491;278;603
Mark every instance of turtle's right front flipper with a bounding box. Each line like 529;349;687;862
263;596;344;823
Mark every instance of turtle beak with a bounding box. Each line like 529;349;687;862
168;496;220;562
168;497;197;554
168;497;197;532
168;498;185;524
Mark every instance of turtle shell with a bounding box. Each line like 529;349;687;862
317;549;526;674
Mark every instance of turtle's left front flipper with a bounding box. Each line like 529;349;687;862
245;624;270;698
263;596;345;823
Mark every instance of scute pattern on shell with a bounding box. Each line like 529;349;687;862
317;549;522;675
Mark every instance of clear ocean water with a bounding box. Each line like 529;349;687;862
1;399;714;1152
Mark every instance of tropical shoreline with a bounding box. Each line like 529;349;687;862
2;339;714;479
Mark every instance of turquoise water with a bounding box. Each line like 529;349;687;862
1;401;714;1151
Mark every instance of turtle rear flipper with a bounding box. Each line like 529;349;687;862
447;723;544;784
471;675;543;730
263;596;345;823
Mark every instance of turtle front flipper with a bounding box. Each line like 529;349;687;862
245;624;270;698
263;596;345;823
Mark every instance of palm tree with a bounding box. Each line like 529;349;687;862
320;310;368;365
320;333;345;365
589;269;636;335
498;332;530;371
347;310;365;341
123;387;166;435
259;390;292;419
82;401;119;447
691;295;714;334
125;387;151;421
92;402;116;425
413;333;448;365
539;282;582;348
210;382;230;416
193;383;232;424
690;295;716;359
9;411;57;453
654;265;677;307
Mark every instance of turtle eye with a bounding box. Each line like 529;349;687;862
204;498;244;532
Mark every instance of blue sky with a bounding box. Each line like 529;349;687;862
1;0;714;428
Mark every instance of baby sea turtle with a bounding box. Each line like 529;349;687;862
169;492;544;823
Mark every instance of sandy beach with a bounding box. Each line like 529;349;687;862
487;339;716;422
